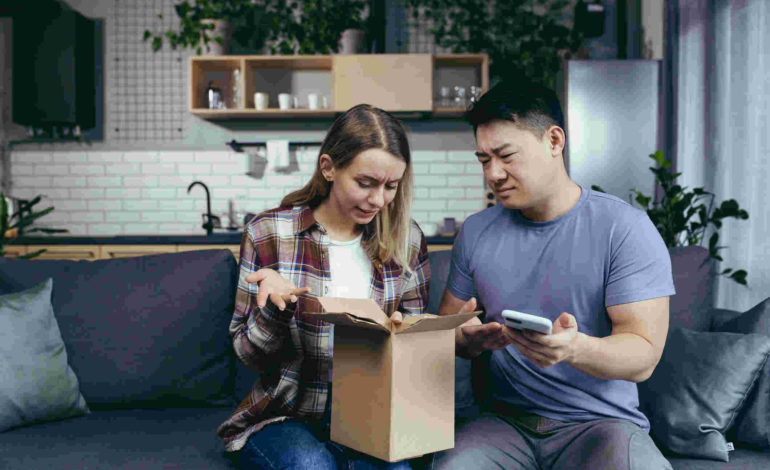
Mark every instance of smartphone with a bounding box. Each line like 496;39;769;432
501;310;553;335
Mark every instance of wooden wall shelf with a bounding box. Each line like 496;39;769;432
189;53;489;119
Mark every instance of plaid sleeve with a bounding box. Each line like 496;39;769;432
399;221;430;316
229;223;296;372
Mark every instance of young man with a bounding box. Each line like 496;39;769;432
434;80;675;470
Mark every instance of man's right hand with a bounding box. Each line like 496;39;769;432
246;268;311;311
458;321;515;358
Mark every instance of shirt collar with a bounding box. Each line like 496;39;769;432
294;205;319;235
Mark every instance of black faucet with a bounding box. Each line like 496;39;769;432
187;181;215;236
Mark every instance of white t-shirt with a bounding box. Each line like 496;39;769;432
326;233;373;378
326;233;372;299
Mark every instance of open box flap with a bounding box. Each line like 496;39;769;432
310;297;392;332
394;310;481;334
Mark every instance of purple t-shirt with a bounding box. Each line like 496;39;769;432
447;186;675;430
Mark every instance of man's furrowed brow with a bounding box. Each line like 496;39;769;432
475;143;512;157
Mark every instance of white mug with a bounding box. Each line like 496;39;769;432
278;93;292;110
254;92;269;110
307;93;320;110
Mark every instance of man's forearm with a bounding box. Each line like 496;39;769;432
568;332;660;382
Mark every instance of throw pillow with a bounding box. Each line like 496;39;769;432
716;297;770;448
638;327;770;461
0;279;89;432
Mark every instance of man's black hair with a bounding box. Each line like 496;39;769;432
465;79;565;138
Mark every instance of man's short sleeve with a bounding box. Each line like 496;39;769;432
447;222;477;301
605;213;676;307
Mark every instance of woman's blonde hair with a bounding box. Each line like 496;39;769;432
281;104;414;269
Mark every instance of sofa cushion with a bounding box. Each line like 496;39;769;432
0;249;238;410
0;408;237;470
716;297;770;448
639;327;770;461
0;279;89;431
668;246;714;331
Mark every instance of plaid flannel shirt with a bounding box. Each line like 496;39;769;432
216;205;430;452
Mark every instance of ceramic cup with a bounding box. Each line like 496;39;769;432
254;92;269;110
278;93;293;110
307;93;320;110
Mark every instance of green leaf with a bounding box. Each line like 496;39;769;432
20;249;47;260
590;185;605;193
729;270;748;286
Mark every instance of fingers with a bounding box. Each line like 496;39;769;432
459;297;478;314
391;311;403;325
246;269;269;284
270;293;287;311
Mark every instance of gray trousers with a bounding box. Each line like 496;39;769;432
430;410;672;470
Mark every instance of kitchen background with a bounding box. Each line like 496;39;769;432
0;0;661;238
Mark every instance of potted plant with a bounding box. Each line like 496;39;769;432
143;0;272;55
405;0;583;88
1;194;68;259
593;151;749;285
267;0;368;55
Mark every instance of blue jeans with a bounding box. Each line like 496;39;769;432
237;418;412;470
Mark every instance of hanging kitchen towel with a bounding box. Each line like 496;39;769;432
266;140;290;170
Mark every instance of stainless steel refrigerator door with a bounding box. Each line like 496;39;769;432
565;60;661;201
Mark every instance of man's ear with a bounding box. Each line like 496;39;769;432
319;154;335;181
547;126;566;157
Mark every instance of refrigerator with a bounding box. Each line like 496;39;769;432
563;60;663;202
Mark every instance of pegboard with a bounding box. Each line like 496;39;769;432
107;0;188;141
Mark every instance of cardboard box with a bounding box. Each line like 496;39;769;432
309;297;479;462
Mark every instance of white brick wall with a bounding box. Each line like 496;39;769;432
9;148;486;236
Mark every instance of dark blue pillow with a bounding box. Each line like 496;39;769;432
639;327;770;461
0;249;238;410
717;297;770;448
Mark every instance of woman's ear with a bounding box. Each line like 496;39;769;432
319;154;335;181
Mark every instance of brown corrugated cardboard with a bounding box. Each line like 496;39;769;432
308;297;480;462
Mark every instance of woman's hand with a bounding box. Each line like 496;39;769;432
246;268;311;311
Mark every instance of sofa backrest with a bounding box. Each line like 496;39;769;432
426;245;715;331
0;249;239;410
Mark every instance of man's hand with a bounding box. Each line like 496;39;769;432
506;312;579;368
246;268;311;311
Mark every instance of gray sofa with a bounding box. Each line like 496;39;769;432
1;247;769;469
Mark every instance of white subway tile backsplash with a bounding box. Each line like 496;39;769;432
124;223;160;234
414;175;447;187
9;149;485;236
430;163;466;175
178;163;212;174
124;200;159;211
88;200;123;211
105;188;141;198
123;151;159;163
11;152;51;164
106;212;142;223
13;176;53;187
87;152;123;163
142;163;177;174
447;151;475;163
142;188;177;199
11;164;35;176
105;163;141;175
88;224;124;235
123;176;159;187
70;211;106;223
71;188;106;199
88;176;123;187
70;164;107;176
141;211;176;222
413;150;447;162
52;177;87;188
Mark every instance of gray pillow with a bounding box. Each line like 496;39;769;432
717;297;770;448
638;327;770;461
0;279;89;431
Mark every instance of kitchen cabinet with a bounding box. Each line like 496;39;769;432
189;53;488;119
2;245;27;258
28;245;101;261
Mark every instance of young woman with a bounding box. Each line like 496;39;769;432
216;104;430;470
